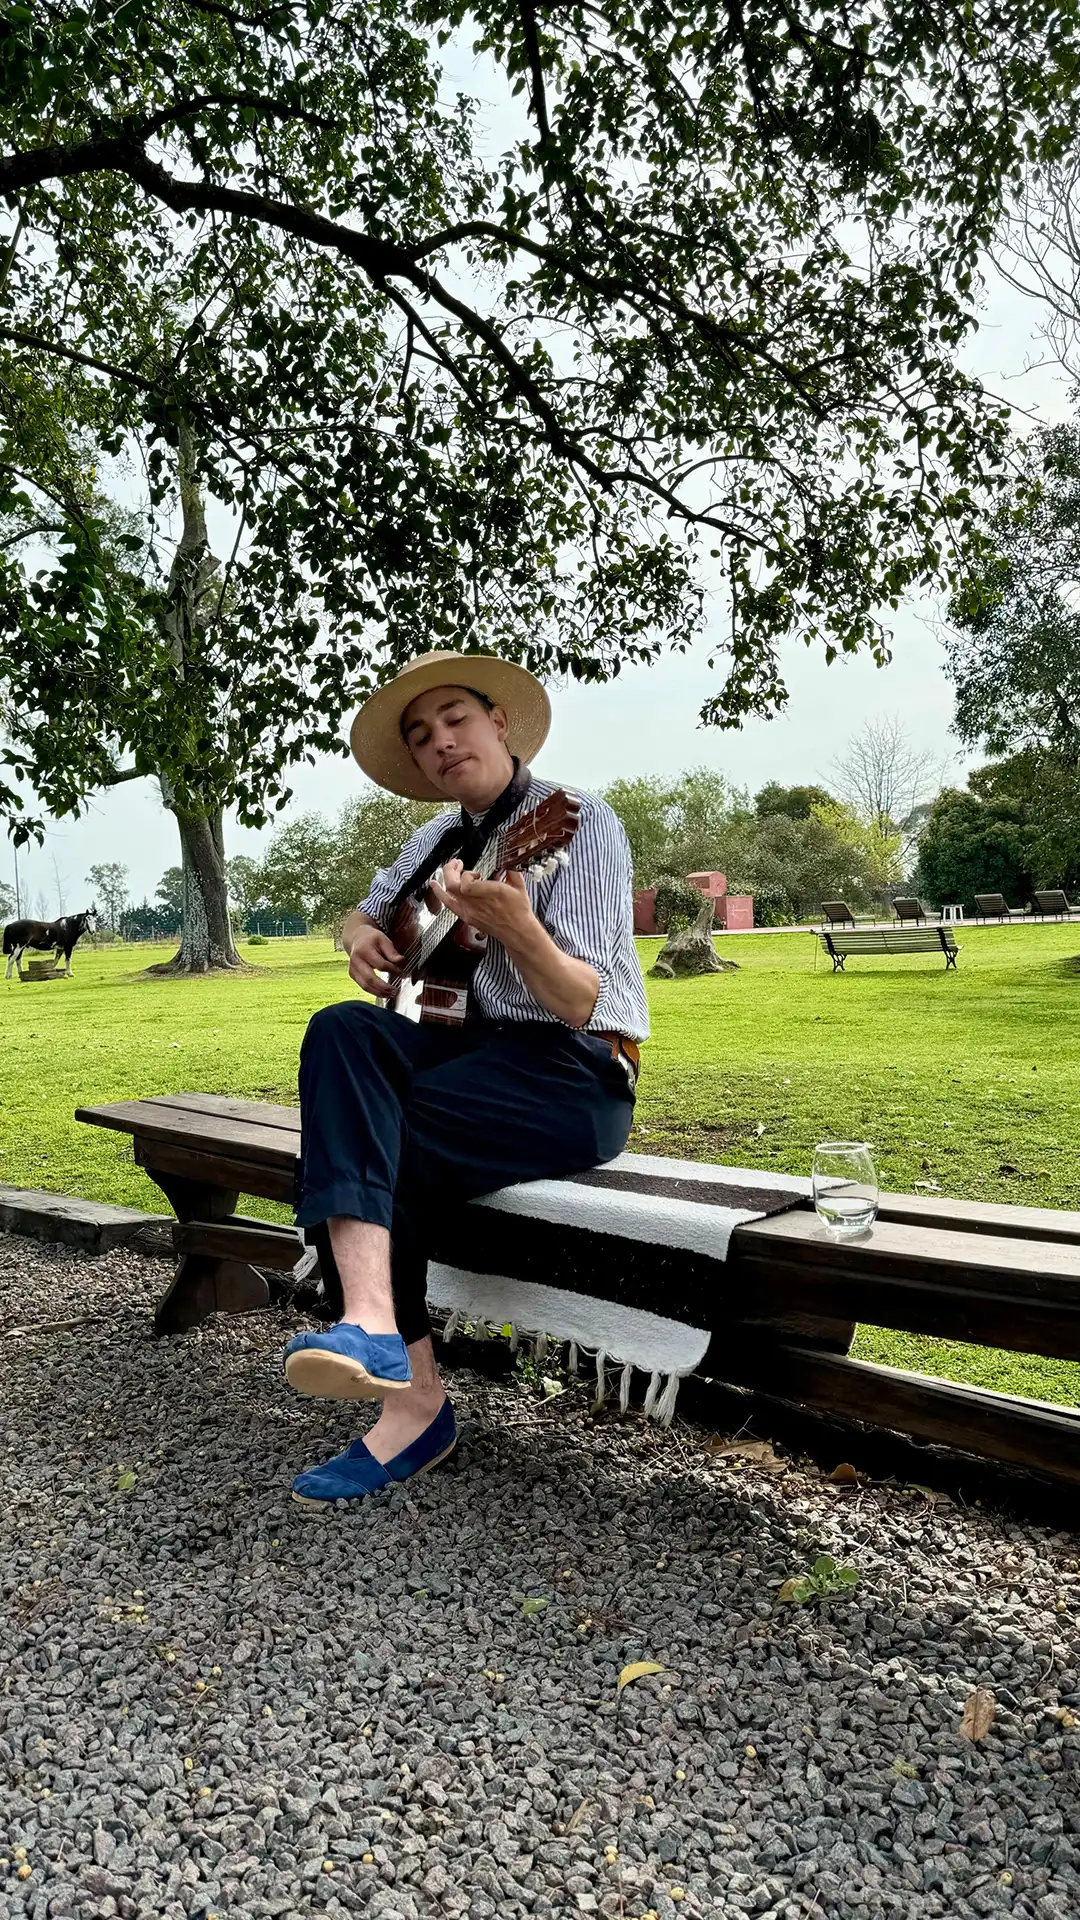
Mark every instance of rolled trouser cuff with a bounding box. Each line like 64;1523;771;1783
295;1180;395;1231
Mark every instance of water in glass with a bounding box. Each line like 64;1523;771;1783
813;1142;878;1236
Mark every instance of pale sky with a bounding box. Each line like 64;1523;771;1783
7;254;1075;915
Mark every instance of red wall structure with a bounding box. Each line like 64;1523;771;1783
633;887;659;934
633;874;755;934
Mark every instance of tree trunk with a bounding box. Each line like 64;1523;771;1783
150;798;243;974
147;418;243;974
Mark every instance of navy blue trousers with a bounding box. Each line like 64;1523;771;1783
296;1001;635;1344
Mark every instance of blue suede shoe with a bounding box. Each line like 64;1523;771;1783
292;1398;458;1505
284;1322;412;1401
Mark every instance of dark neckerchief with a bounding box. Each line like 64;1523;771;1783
387;758;533;921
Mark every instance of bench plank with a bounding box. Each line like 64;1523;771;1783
134;1137;297;1206
76;1100;299;1168
731;1212;1080;1359
712;1341;1080;1485
876;1190;1080;1246
146;1091;302;1134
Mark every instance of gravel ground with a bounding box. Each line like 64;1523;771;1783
2;1232;1080;1920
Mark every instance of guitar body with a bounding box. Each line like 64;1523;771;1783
384;790;581;1027
388;882;489;1027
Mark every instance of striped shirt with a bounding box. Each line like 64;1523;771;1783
360;778;650;1041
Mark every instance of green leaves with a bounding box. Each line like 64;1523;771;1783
2;0;1079;843
777;1555;859;1606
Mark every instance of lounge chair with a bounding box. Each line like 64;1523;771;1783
892;897;929;925
974;893;1027;922
821;900;856;927
1032;889;1080;919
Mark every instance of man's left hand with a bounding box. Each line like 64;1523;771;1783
429;860;535;943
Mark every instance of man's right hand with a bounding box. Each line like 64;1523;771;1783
344;920;403;998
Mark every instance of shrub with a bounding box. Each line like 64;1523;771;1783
247;933;270;946
740;883;794;927
653;875;706;933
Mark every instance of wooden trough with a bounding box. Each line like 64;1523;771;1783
19;959;62;982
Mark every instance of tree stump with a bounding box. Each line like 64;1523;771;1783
650;899;740;979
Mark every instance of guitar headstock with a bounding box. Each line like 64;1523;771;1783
501;790;581;879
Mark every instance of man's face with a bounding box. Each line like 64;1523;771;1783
401;685;512;807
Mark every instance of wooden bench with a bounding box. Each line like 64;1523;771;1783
818;926;960;971
75;1092;1080;1490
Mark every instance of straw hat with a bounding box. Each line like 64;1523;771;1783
349;650;551;800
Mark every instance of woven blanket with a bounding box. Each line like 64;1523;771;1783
425;1152;811;1425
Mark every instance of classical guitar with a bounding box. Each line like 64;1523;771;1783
385;789;581;1025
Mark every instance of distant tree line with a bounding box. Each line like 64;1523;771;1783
602;720;934;924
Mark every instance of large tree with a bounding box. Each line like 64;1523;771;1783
915;783;1033;911
258;791;440;930
602;770;742;886
0;0;1077;968
947;424;1080;766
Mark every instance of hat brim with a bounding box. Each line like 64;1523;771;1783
350;653;551;800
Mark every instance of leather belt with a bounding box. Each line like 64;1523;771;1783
594;1030;641;1088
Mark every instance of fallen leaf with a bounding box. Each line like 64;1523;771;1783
906;1484;953;1507
540;1377;564;1399
827;1462;862;1485
617;1660;665;1693
1049;1706;1077;1728
960;1688;996;1742
116;1470;136;1493
776;1578;811;1605
891;1757;919;1778
521;1596;549;1617
565;1798;594;1832
713;1437;786;1472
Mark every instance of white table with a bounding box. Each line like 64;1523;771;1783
941;903;964;924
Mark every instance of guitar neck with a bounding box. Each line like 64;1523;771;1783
409;837;502;976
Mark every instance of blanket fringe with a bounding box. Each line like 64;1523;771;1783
435;1312;688;1425
655;1370;681;1426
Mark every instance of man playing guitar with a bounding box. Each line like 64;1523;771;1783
285;650;648;1504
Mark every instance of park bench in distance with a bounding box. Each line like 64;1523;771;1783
974;893;1027;922
1032;889;1080;919
818;926;960;971
821;900;856;927
75;1091;1080;1493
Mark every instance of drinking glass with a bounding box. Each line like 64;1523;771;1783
813;1142;878;1236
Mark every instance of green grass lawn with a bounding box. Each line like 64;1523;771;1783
3;923;1080;1403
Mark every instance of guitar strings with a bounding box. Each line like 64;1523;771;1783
389;801;571;988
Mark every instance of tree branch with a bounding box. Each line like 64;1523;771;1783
0;324;165;395
516;0;552;144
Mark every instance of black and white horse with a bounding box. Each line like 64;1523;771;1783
3;907;97;979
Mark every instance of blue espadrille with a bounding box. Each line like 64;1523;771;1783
283;1322;412;1400
292;1398;458;1504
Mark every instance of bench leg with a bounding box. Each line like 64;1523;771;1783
945;950;957;970
143;1166;270;1336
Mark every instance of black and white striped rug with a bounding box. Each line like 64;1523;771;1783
426;1153;811;1423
